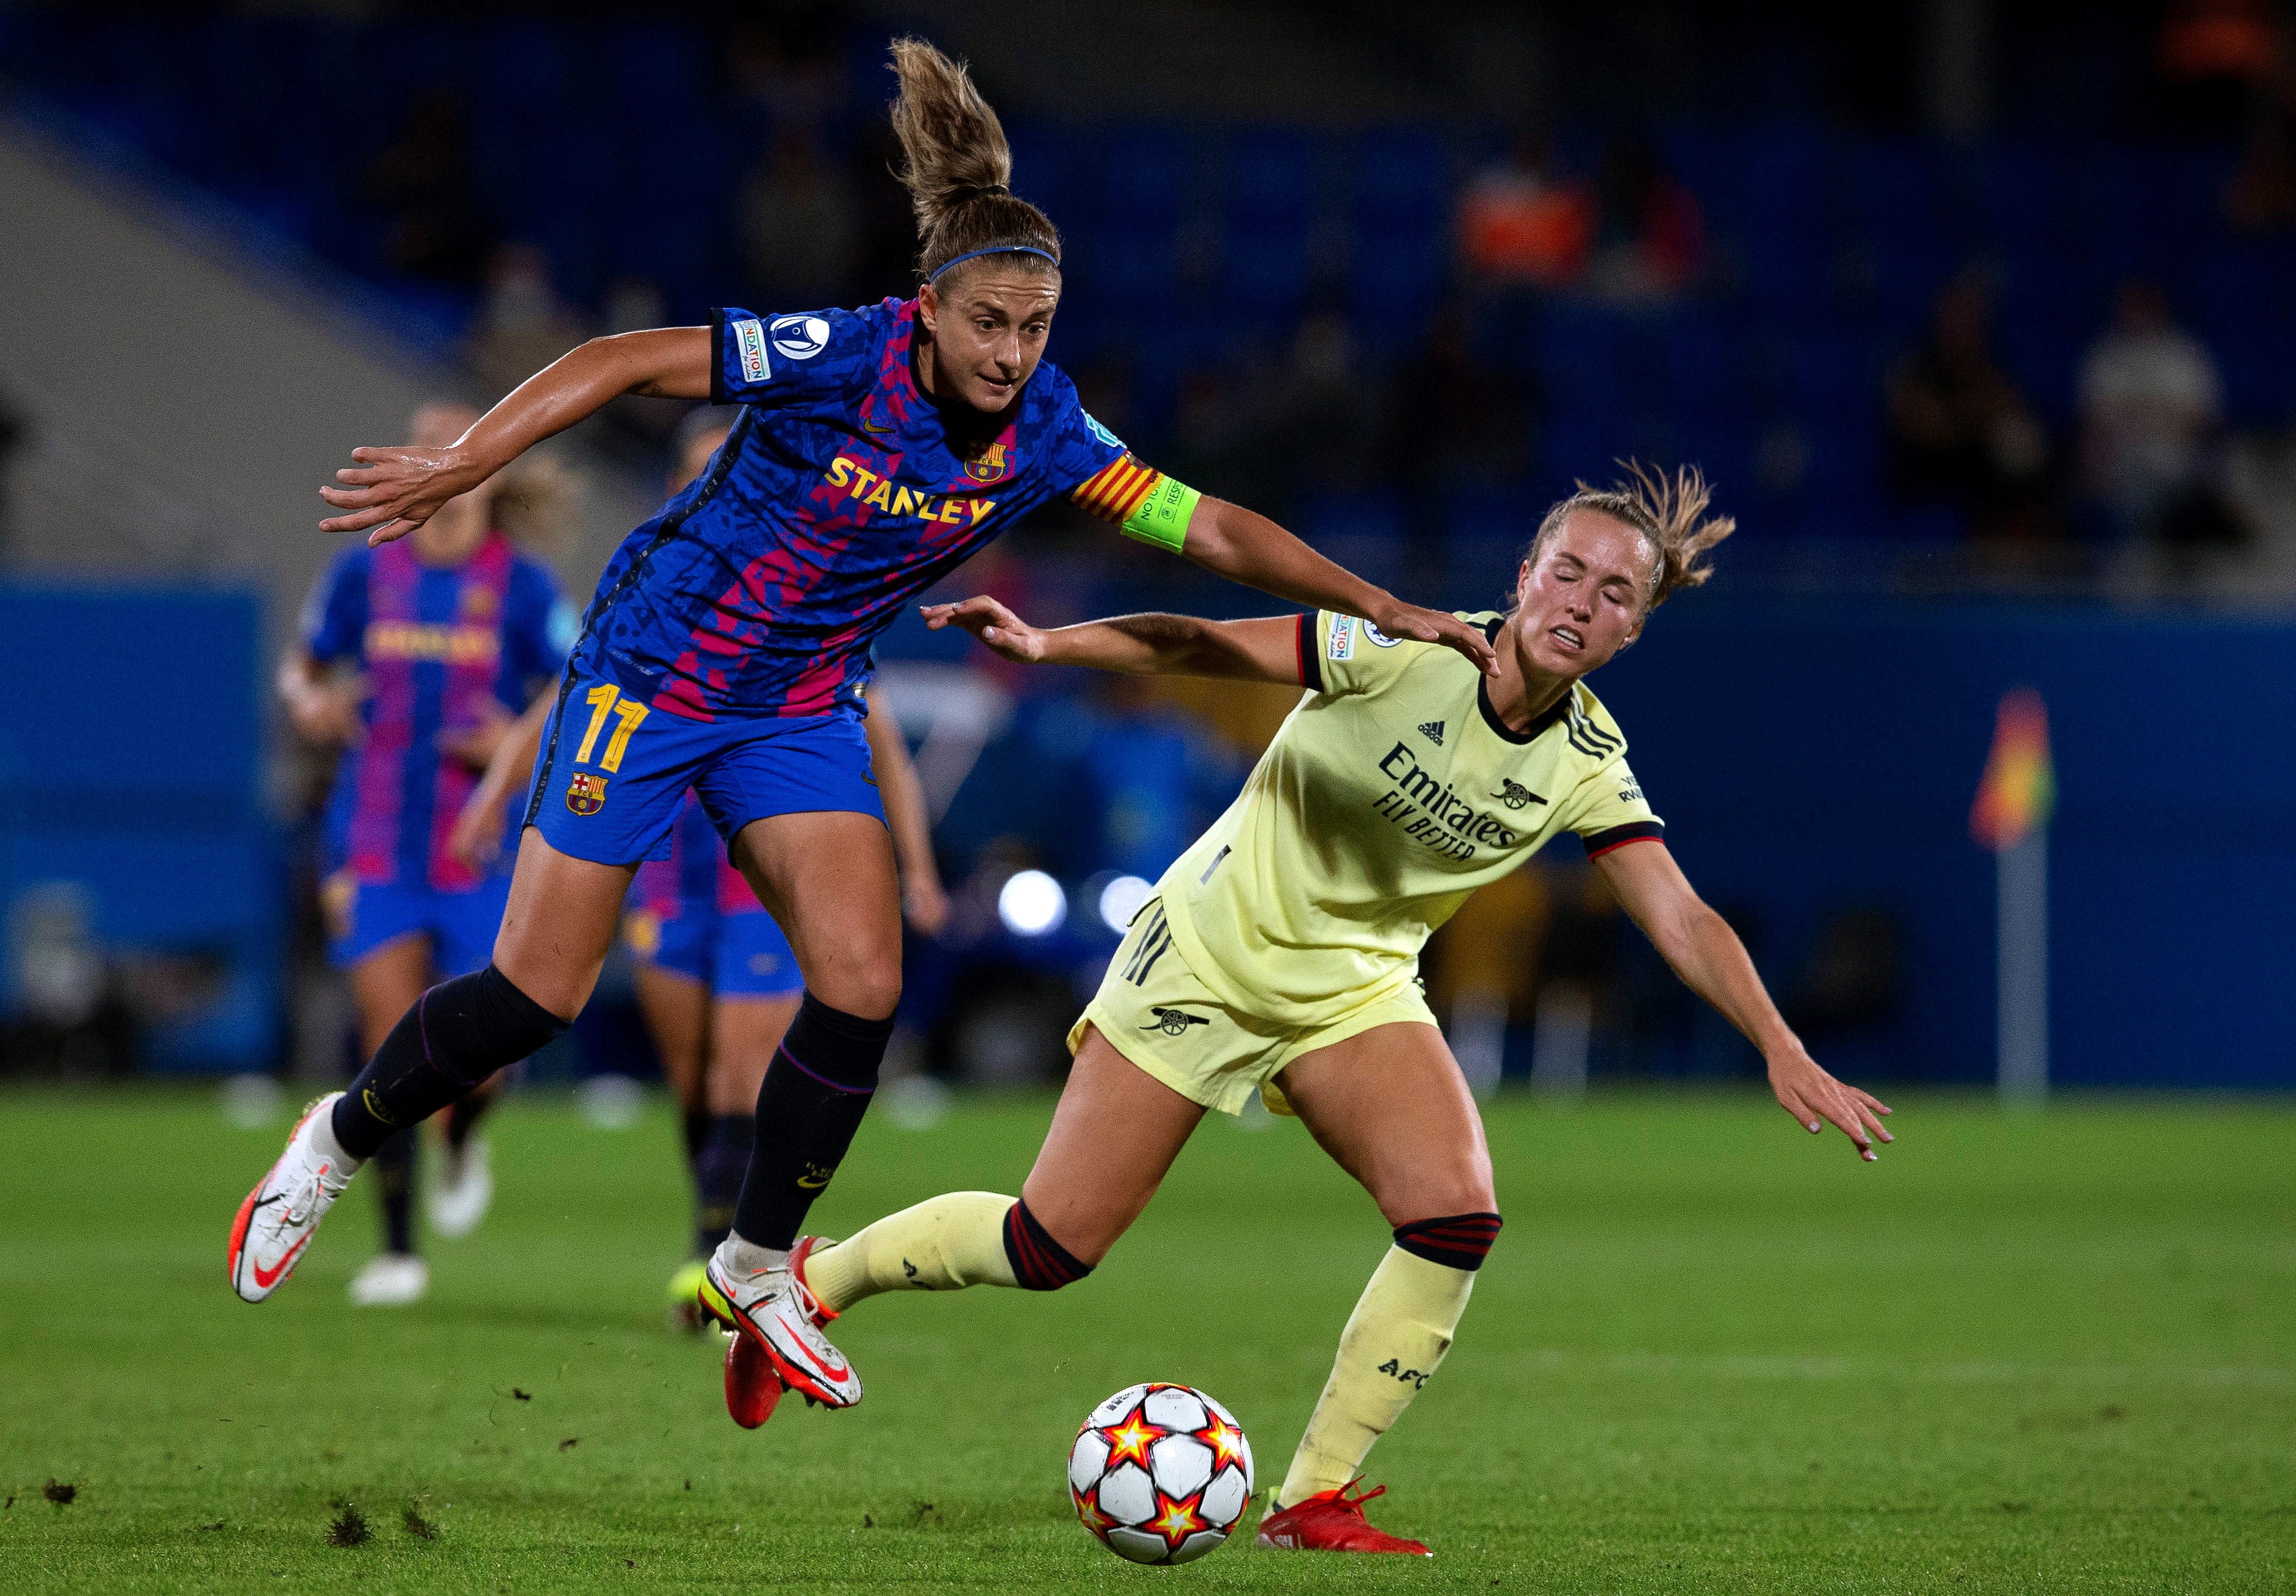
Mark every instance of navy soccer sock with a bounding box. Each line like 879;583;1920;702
331;966;567;1161
681;1107;712;1174
728;993;895;1251
693;1114;755;1258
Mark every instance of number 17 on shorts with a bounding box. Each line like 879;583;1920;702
563;684;649;815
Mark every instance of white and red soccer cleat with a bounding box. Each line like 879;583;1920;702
1256;1480;1431;1556
229;1093;357;1303
699;1235;859;1410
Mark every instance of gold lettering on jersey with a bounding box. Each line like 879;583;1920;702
362;620;499;666
1371;741;1519;861
824;454;996;526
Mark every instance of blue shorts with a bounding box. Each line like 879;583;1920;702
630;901;805;999
523;675;885;868
322;872;511;976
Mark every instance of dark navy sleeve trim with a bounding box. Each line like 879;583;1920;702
709;308;728;405
1582;821;1665;859
1297;613;1323;691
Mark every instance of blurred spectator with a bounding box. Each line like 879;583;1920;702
1268;305;1382;499
724;16;849;135
2226;102;2296;230
1586;135;1706;306
2079;283;2225;540
1887;274;2055;541
1169;360;1283;515
1458;132;1592;288
1387;305;1535;574
740;126;862;309
364;86;491;284
2157;0;2287;135
0;388;24;565
467;244;589;400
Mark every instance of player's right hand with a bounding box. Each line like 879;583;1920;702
920;596;1045;663
287;680;366;748
320;446;488;545
1371;600;1500;677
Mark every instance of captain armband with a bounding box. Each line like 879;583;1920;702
1120;473;1200;554
1070;454;1200;554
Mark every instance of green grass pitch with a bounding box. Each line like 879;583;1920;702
1;1085;2290;1592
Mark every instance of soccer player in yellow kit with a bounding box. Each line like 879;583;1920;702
763;466;1895;1555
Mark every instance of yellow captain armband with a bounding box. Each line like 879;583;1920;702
1120;473;1200;553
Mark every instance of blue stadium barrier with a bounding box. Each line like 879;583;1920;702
0;587;280;1073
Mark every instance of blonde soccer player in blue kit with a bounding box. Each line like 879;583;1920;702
740;465;1895;1557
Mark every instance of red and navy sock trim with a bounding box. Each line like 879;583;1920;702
1003;1198;1093;1291
1393;1212;1503;1272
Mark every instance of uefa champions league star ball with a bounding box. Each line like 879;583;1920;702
1068;1383;1254;1565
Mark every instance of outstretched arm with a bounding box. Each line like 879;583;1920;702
320;328;713;545
921;596;1307;685
1179;496;1498;676
1595;839;1894;1161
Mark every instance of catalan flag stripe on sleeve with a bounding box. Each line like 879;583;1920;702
1070;455;1162;525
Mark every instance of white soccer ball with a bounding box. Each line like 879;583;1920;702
1068;1382;1254;1565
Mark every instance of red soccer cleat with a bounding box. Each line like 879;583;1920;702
722;1332;783;1429
1256;1480;1431;1556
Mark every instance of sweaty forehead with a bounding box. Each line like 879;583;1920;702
1549;509;1656;579
945;268;1062;313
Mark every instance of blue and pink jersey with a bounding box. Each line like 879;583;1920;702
304;532;572;891
572;297;1143;725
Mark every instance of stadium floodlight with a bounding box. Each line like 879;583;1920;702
1096;874;1152;935
998;869;1067;936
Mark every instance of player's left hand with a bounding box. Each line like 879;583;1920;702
1369;600;1499;677
1767;1049;1894;1161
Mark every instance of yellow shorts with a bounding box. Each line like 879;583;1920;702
1068;898;1439;1118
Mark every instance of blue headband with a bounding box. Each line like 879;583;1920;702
928;245;1059;281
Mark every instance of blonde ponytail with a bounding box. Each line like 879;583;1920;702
887;37;1060;284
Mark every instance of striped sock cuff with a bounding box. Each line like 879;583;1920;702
1392;1211;1504;1272
1002;1199;1093;1291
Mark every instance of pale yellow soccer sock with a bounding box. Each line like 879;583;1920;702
803;1191;1019;1313
1275;1246;1476;1509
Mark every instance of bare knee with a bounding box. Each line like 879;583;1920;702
810;964;901;1023
1374;1157;1496;1233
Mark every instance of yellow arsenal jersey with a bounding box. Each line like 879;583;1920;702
1153;610;1663;1029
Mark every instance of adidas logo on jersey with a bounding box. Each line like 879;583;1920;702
1418;721;1445;745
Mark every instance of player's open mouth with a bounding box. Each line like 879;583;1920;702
1550;625;1585;651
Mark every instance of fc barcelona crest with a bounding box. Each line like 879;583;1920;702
565;772;608;816
965;441;1013;483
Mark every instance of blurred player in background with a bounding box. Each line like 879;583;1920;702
453;409;948;1336
231;39;1493;1339
765;468;1894;1553
278;399;572;1306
